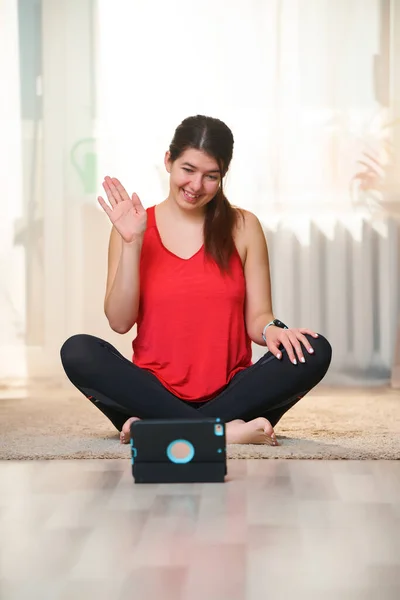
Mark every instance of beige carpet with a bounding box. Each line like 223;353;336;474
0;384;399;460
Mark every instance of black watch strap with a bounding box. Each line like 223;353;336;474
272;319;288;330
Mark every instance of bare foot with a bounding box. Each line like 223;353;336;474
225;417;279;446
120;417;140;444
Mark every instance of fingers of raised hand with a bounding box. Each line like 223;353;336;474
97;195;112;216
131;192;146;213
110;177;131;203
102;177;118;207
103;176;124;204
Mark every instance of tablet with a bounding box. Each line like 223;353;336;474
130;418;227;483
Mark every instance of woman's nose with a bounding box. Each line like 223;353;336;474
189;175;203;192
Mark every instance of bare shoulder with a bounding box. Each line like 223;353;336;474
232;208;264;266
233;207;263;233
233;207;266;259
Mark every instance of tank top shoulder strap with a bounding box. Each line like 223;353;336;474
146;205;156;228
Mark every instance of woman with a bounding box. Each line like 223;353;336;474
61;115;332;446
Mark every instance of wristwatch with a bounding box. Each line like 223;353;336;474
262;319;288;343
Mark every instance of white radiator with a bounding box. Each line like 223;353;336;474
251;215;399;385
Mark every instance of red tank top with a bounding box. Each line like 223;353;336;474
132;205;252;401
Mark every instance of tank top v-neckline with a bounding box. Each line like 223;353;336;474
149;205;205;262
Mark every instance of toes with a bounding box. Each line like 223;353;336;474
120;417;140;444
263;425;279;446
120;432;130;445
268;430;279;446
254;417;273;436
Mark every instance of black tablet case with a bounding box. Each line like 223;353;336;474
130;418;227;483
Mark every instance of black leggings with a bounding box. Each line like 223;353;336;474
60;333;332;432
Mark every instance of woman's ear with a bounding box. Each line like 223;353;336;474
164;151;172;173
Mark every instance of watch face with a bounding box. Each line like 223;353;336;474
274;319;287;329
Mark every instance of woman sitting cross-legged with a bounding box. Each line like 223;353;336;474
60;115;332;446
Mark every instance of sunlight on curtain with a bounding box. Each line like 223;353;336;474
0;0;393;382
0;0;26;378
95;0;384;220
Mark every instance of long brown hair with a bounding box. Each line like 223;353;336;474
168;115;242;273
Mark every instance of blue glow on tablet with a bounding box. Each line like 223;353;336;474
166;439;195;464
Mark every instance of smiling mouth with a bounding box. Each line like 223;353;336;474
182;189;201;201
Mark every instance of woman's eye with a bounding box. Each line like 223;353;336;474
181;167;218;180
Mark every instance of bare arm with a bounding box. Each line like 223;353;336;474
242;211;318;362
98;176;148;334
104;227;143;334
242;211;275;344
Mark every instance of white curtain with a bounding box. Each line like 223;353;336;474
95;0;386;218
0;0;25;378
94;0;398;385
1;0;398;382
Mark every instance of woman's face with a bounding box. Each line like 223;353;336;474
165;148;221;211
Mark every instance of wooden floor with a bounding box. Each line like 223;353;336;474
1;459;400;600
